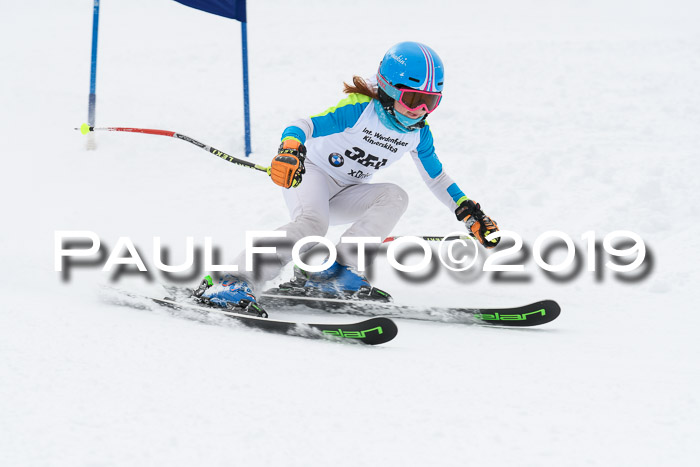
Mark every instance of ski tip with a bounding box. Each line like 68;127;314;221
319;316;398;345
359;317;399;345
475;299;562;327
539;299;561;316
527;299;561;325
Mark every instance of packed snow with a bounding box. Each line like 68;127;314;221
1;0;699;465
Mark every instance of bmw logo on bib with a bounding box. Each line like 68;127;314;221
328;153;344;167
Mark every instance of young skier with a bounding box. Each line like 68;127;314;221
195;41;500;311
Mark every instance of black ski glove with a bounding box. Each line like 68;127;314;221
455;199;500;249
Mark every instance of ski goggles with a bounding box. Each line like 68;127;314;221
377;73;442;113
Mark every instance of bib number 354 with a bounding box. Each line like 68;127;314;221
345;147;388;170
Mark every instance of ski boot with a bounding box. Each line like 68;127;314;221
279;262;392;302
193;274;268;317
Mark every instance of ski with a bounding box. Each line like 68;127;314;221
259;290;561;327
103;288;398;345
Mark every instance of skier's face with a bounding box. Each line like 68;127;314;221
394;100;427;119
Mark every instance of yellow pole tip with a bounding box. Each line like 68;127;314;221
80;123;91;135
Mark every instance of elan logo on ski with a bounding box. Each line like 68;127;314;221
322;326;384;339
474;308;546;321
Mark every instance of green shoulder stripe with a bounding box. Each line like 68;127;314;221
311;93;372;118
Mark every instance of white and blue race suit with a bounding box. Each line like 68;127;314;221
232;93;471;288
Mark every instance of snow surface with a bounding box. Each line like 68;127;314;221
2;0;699;465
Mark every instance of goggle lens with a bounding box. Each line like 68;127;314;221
399;90;441;113
377;73;443;113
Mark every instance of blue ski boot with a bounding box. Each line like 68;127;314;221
281;262;392;302
193;274;267;317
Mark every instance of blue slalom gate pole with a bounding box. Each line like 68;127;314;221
88;0;100;127
86;0;100;150
241;21;251;157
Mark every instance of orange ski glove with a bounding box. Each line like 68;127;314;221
270;139;306;188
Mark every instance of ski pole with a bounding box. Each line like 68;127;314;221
76;123;271;174
383;235;473;243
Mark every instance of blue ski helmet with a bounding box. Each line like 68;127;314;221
375;42;444;131
378;42;445;93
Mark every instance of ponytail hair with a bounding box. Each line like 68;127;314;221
343;75;378;100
